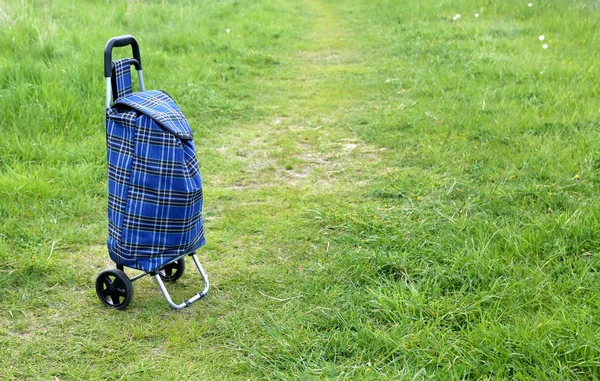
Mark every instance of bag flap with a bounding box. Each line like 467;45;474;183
113;90;194;140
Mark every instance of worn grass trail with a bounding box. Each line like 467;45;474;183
201;2;397;378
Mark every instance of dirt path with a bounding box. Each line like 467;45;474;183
210;0;382;193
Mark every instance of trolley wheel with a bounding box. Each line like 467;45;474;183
158;258;185;282
95;269;134;310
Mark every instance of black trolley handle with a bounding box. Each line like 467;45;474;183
104;35;145;108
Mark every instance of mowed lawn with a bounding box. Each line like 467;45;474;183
1;0;600;379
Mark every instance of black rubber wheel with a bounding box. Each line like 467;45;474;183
95;269;134;310
158;258;185;282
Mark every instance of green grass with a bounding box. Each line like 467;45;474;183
1;0;600;379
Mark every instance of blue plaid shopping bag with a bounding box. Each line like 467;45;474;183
106;59;205;272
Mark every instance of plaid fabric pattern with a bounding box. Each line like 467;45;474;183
114;91;194;140
112;59;133;99
106;68;205;272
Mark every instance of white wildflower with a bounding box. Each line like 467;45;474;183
542;44;548;49
226;29;231;33
539;35;545;41
475;13;479;18
528;3;533;7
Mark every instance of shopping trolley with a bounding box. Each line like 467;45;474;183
95;35;209;310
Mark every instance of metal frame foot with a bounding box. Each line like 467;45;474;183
154;253;209;309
